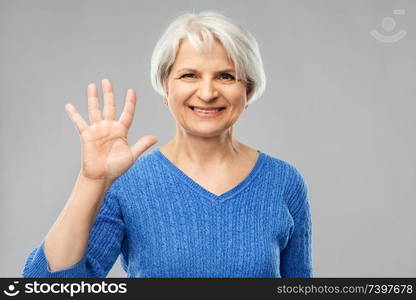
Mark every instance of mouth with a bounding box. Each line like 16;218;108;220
188;106;226;112
188;105;227;117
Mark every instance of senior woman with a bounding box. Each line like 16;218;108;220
22;11;312;278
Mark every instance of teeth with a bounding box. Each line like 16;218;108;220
192;107;221;113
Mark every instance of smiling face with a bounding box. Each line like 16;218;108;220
164;38;252;138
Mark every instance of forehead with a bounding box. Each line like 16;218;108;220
171;38;235;71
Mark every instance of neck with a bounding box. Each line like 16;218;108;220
164;125;244;167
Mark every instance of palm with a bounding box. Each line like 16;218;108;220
65;79;157;181
81;121;134;179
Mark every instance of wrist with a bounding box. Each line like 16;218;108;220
78;171;114;190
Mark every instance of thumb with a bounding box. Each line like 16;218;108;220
130;135;158;161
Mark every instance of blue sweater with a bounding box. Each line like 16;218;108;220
22;148;312;278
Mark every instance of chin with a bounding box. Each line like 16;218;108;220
185;125;229;138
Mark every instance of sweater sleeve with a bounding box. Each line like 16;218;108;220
280;166;313;278
21;182;126;278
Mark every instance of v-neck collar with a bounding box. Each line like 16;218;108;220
154;148;265;202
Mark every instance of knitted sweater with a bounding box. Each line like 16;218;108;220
21;148;313;278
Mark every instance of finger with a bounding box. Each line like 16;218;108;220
65;103;89;135
102;78;116;120
130;135;158;162
119;89;136;130
87;83;102;124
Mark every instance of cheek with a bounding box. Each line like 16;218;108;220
168;82;194;103
225;87;247;106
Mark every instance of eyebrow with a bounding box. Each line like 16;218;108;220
175;67;236;74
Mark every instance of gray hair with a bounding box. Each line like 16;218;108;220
150;11;266;105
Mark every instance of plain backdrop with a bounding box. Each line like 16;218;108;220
1;0;415;277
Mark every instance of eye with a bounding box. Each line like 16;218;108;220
180;73;195;79
219;73;235;80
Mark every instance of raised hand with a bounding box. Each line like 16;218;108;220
64;79;157;181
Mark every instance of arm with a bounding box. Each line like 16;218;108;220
46;171;113;272
21;177;126;278
280;167;313;278
21;79;155;278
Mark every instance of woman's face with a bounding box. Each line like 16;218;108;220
165;38;252;138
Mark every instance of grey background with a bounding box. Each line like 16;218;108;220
1;0;415;277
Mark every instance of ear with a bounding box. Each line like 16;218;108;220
162;78;169;102
246;84;254;101
163;82;168;106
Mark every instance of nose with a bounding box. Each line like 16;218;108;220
196;78;219;102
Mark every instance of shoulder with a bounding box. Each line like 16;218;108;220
260;151;305;182
133;148;160;167
128;148;160;173
108;148;161;190
260;151;309;210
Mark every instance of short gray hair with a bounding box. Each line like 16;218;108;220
150;11;266;105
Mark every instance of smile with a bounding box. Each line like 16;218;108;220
188;106;226;118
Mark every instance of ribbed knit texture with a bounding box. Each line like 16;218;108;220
21;148;312;278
